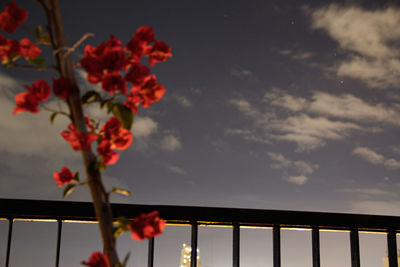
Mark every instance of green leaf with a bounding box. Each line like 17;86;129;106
27;57;46;68
112;104;133;130
38;33;51;45
106;101;114;113
34;25;43;39
111;187;131;197
63;184;76;198
50;112;58;124
81;90;101;105
73;171;80;182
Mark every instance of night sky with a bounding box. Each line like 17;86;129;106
0;0;400;266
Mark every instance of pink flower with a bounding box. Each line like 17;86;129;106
129;211;166;241
81;252;109;267
53;166;74;187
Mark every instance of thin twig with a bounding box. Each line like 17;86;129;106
65;33;95;56
41;104;71;118
6;62;57;71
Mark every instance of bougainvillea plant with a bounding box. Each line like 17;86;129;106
0;0;171;266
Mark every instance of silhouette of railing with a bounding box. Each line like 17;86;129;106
0;198;399;267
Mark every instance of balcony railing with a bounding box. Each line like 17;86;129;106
0;198;399;267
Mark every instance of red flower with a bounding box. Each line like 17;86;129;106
124;95;140;114
145;41;172;66
0;0;28;33
53;166;74;187
136;26;155;44
101;117;133;150
0;34;19;60
101;72;126;94
24;79;50;101
112;128;133;150
137;75;166;108
12;92;39;114
19;38;41;59
52;76;72;99
61;124;98;151
81;252;109;267
80;35;127;84
129;211;166;241
97;140;119;165
124;63;150;87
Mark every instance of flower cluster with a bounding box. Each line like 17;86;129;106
0;1;41;63
97;117;133;165
13;80;50;114
80;26;171;114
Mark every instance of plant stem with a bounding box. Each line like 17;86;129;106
42;0;120;265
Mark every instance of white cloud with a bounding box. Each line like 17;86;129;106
174;94;193;108
310;4;400;88
352;146;400;170
352;147;385;165
263;88;308;112
166;165;187;175
160;134;181;151
349;200;400;216
231;65;258;82
270;114;361;151
131;117;158;138
338;188;396;197
309;92;400;125
288;175;308;185
267;152;317;185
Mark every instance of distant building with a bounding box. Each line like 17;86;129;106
383;250;400;267
179;243;202;267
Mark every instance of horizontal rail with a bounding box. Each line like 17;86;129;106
0;198;399;232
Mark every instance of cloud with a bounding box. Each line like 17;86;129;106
310;4;400;88
160;134;181;151
276;48;316;61
230;88;400;151
267;152;318;185
308;92;400;125
288;175;308;185
270;114;360;151
352;146;400;170
231;65;258;82
166;164;187;175
338;188;396;197
349;200;400;216
173;94;193;108
264;88;308;112
131;117;158;138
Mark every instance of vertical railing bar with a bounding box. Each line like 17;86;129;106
273;225;281;267
350;229;360;267
387;231;398;267
233;224;240;267
5;218;13;267
147;237;154;267
312;227;321;267
190;222;198;267
55;219;62;267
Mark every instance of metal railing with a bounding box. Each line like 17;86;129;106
0;198;399;267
